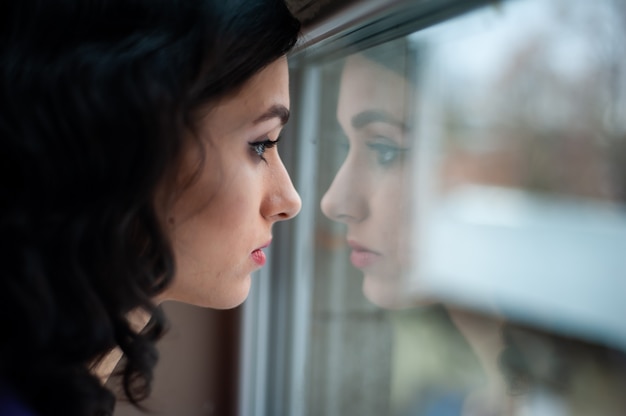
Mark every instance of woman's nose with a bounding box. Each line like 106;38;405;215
262;156;302;222
320;160;368;224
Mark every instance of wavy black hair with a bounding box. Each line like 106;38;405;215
0;0;300;415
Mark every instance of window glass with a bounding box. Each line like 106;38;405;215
298;0;626;415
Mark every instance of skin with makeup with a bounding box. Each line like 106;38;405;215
157;56;301;309
95;56;301;382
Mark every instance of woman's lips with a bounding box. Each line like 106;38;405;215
251;249;266;266
348;240;382;269
251;240;272;267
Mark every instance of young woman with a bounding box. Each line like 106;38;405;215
0;0;301;415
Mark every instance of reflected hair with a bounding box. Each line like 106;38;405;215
499;323;626;397
0;1;299;415
360;37;420;86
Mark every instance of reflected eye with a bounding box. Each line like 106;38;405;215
367;141;408;166
249;137;280;162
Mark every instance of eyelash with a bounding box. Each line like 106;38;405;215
249;136;280;162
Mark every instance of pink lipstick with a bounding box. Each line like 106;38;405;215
251;249;266;266
251;240;271;267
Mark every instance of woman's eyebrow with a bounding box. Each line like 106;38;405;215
253;104;290;126
351;110;407;131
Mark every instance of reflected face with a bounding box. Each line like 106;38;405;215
321;54;414;308
160;57;301;308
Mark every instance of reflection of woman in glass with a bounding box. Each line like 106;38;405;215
320;11;626;415
319;43;508;415
321;44;415;309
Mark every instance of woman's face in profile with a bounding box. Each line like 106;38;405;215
159;57;301;309
321;54;415;308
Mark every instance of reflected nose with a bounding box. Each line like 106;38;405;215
320;160;368;224
263;156;302;222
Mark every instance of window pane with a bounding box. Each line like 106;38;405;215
299;0;626;415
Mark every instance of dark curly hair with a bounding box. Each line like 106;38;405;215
0;0;300;415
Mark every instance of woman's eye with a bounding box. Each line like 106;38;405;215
249;137;280;162
367;142;408;166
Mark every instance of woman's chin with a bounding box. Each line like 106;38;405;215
200;283;252;309
159;274;252;309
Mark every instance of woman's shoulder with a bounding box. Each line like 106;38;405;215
0;384;36;416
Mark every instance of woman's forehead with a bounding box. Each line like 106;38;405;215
197;59;290;135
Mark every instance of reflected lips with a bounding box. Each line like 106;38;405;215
348;240;381;268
